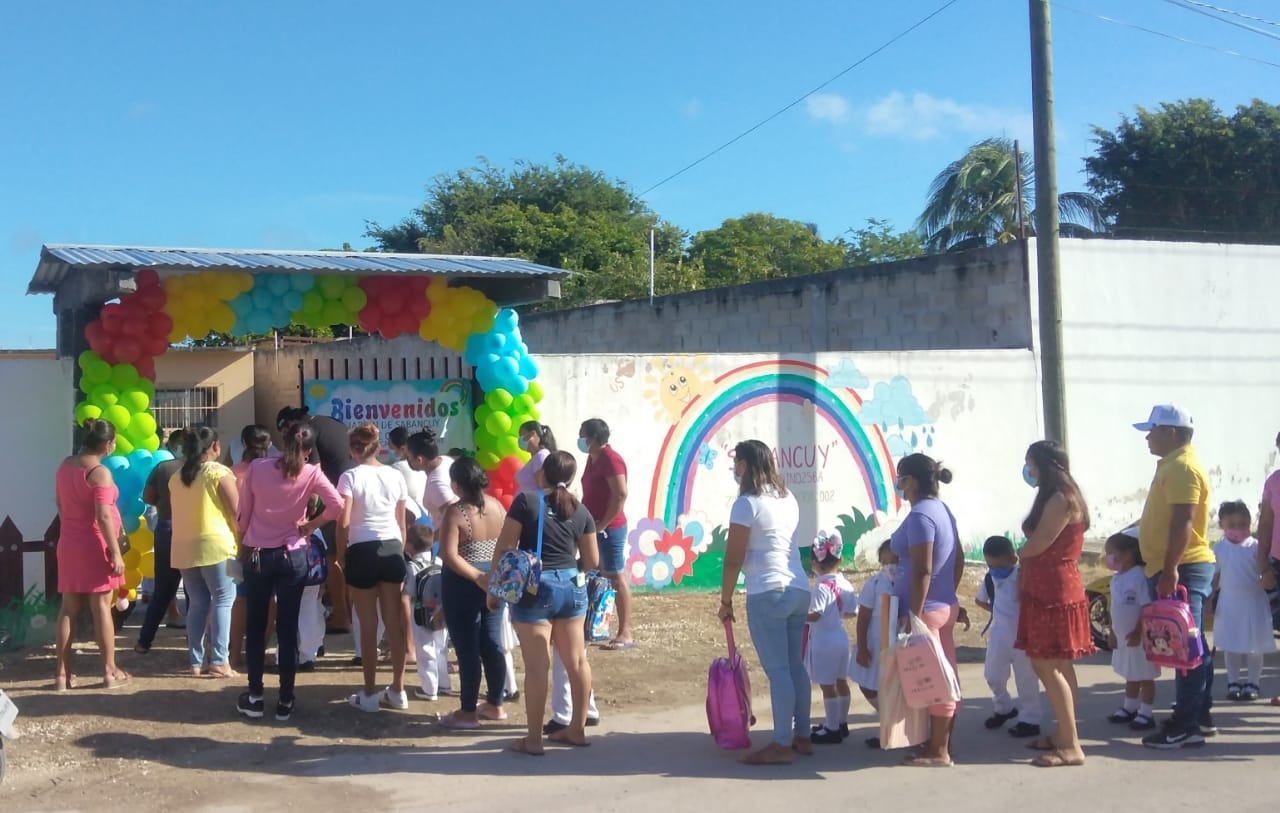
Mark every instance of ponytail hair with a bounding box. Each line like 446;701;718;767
278;422;316;480
541;451;580;520
407;428;439;461
449;457;489;510
520;420;558;452
240;424;271;463
180;425;218;486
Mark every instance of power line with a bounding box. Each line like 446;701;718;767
1052;2;1280;70
1161;0;1280;42
1173;0;1280;29
638;0;963;197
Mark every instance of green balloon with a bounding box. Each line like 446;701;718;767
317;276;346;299
90;384;120;408
84;359;112;385
322;301;347;326
110;364;140;390
299;291;324;315
120;388;149;413
485;388;514;411
77;350;97;370
75;402;102;425
341;286;367;311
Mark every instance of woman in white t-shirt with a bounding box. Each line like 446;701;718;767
718;439;811;765
389;426;429;525
339;423;410;713
515;421;555;492
406;429;457;533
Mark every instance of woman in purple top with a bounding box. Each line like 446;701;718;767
889;453;963;767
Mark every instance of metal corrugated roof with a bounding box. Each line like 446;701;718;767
27;244;571;294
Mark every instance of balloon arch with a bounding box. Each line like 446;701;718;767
74;267;542;604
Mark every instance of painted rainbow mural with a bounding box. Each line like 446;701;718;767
646;358;900;529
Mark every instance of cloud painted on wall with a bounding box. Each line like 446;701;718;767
858;375;931;428
826;358;870;390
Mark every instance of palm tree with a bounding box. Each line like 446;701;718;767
917;137;1107;253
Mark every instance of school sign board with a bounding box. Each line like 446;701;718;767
303;378;474;453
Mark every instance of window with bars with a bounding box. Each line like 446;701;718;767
152;387;220;433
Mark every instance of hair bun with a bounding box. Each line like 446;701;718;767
937;467;954;485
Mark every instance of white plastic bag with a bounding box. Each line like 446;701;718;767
877;594;928;750
897;613;962;709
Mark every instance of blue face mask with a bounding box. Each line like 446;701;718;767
733;472;742;485
894;477;906;498
518;436;530;451
577;438;590;455
989;565;1015;580
1022;463;1038;488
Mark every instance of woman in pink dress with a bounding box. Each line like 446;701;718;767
54;419;130;690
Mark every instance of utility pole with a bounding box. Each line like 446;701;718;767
1030;0;1068;449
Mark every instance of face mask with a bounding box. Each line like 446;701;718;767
733;472;742;485
882;563;899;581
1104;553;1121;572
518;436;529;451
1022;463;1038;488
1224;528;1250;544
577;438;590;454
989;565;1014;580
894;477;906;498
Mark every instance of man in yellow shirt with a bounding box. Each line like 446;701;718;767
1133;404;1216;750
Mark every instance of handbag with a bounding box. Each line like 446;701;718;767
896;613;963;709
488;491;545;604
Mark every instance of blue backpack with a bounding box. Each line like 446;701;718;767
488;492;545;604
584;571;616;642
303;531;328;587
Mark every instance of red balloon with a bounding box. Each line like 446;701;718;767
378;286;402;315
135;356;156;381
99;303;125;335
136;285;166;312
113;337;142;364
144;336;169;357
135;268;160;288
118;316;146;338
85;320;109;354
148;312;173;339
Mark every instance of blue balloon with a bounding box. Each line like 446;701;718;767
267;274;292;296
123;513;141;534
485;332;507;352
509;375;529;395
290;273;315;292
152;450;175;464
283;291;304;312
251;287;274;310
127;449;152;468
517;353;538;379
494;308;519;334
102;456;129;476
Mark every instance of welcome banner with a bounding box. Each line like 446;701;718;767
303;378;474;453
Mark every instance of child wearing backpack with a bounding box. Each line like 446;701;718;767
806;531;856;744
1103;529;1160;730
976;535;1043;738
1211;501;1275;702
849;539;898;748
405;525;451;700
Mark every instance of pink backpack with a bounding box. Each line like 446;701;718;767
1141;586;1205;672
706;620;756;749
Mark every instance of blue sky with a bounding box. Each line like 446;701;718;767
1;0;1275;347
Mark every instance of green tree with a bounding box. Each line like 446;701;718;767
365;156;691;308
1085;99;1280;243
843;218;925;266
688;213;847;287
918;137;1106;253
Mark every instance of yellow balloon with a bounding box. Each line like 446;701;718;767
139;551;155;579
123;547;142;571
124;567;143;589
129;525;154;554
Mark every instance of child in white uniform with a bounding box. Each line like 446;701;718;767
806;531;856;744
977;536;1043;738
849;540;897;748
500;604;520;701
1103;530;1160;730
1211;501;1275;702
404;526;451;700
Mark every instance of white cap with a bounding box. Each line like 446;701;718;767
1133;404;1193;431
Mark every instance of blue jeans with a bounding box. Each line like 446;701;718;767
597;526;627;575
181;561;235;668
511;568;587;624
442;566;506;712
746;586;812;745
244;546;307;702
1149;562;1215;729
138;521;181;649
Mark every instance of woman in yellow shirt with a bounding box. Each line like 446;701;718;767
170;426;240;678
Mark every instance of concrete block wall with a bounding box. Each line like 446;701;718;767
520;242;1030;355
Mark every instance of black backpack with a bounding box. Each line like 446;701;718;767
411;561;444;630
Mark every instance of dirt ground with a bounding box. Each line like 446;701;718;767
0;563;1103;810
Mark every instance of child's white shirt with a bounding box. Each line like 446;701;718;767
976;566;1021;633
809;573;855;636
1109;565;1152;640
857;570;894;615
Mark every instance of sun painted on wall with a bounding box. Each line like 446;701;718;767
624;356;936;590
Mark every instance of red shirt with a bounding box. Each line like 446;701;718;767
582;445;627;529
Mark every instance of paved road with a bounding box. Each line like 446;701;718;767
207;656;1278;813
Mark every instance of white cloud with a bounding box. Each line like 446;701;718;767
805;93;851;123
810;90;1031;142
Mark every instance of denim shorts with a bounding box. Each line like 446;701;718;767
597;526;627;575
510;568;587;624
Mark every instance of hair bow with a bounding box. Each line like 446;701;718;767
811;530;843;562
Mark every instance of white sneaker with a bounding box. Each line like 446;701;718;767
413;688;438;701
348;691;380;713
380;687;410;710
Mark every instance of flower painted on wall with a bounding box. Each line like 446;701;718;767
626;521;697;589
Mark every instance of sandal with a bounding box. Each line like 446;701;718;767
206;665;239;679
601;639;637;651
903;754;954;768
510;737;545;756
477;702;507;721
740;744;794;765
54;674;78;692
438;712;481;731
104;670;132;689
547;729;591;748
1026;736;1056;751
1106;708;1137;724
1032;750;1085;768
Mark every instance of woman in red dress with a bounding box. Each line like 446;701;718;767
1015;440;1093;767
54;419;130;691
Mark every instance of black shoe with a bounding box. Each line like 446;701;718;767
865;736;881;749
543;720;569;736
504;690;521;702
984;709;1019;730
349;656;362;667
839;723;849;740
1226;683;1243;701
1008;722;1041;738
586;716;601;727
1107;708;1138;724
297;661;316;673
275;699;294;722
810;726;844;744
237;692;265;719
1199;712;1217;737
1143;725;1205;749
317;646;326;658
1240;684;1260;702
1129;713;1156;731
265;663;279;675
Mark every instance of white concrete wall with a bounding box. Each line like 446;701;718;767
1031;239;1280;535
533;350;1042;587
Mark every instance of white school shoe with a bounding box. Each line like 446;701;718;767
348;691;381;713
380;687;410;710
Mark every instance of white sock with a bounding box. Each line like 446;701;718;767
1123;695;1139;712
1225;651;1245;683
1247;653;1264;686
824;697;841;730
1138;702;1153;717
838;694;851;726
